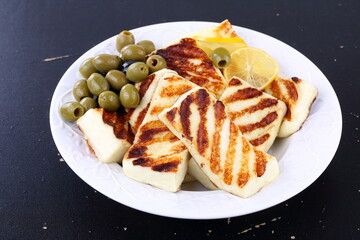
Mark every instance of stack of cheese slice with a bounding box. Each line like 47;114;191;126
122;71;198;192
158;87;279;198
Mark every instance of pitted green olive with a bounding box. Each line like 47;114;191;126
87;73;110;96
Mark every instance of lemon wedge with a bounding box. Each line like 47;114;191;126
194;36;247;54
224;47;279;90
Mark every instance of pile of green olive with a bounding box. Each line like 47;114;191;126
60;31;167;122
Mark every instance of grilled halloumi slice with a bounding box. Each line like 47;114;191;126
264;77;318;138
220;77;287;152
186;19;239;38
123;72;198;192
159;87;279;198
127;69;175;134
77;108;133;163
164;20;239;47
155;38;228;99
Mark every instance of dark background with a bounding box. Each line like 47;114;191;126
1;0;359;239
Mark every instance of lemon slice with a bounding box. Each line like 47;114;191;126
194;37;247;54
224;47;279;90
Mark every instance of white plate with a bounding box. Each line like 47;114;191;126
49;21;342;219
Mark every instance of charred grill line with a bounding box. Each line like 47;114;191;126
237;137;251;187
195;89;211;156
222;87;263;103
102;109;134;143
238;111;278;133
210;101;227;175
228;98;279;119
249;133;270;147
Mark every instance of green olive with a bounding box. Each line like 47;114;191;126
98;91;121;112
120;44;146;62
137;40;155;54
146;55;167;73
73;80;92;102
126;62;149;83
80;97;97;112
116;31;135;52
105;70;128;90
87;73;110;96
60;102;85;122
92;54;121;73
79;58;98;78
211;47;231;69
120;84;140;108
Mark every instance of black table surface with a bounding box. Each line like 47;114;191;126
1;0;359;239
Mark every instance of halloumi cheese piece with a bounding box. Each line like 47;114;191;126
123;73;198;192
77;108;133;163
220;77;287;152
264;77;318;138
127;69;175;134
155;38;227;99
186;19;239;38
182;173;196;183
188;157;218;190
159;87;279;198
164;20;239;47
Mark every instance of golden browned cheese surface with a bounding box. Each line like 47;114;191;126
155;38;227;98
219;78;287;152
265;77;299;121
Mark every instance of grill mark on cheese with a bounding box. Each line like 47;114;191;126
267;78;299;121
283;79;298;102
155;38;226;97
195;89;211;156
132;157;180;173
166;107;178;123
237;137;251;187
132;158;151;167
132;103;150;133
228;98;279;119
159;83;193;98
222;87;263;103
249;133;270;147
170;143;188;152
210;101;226;175
179;93;194;140
128;145;148;158
229;78;242;86
291;76;301;83
224;122;238;185
152;161;180;172
254;150;267;177
137;122;169;143
238;111;278;133
150;105;168;115
138;74;155;99
102;108;134;143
